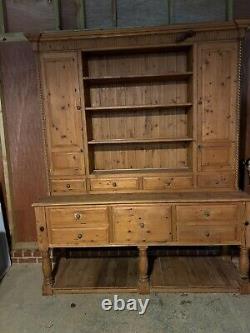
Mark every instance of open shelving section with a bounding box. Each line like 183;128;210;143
82;44;194;174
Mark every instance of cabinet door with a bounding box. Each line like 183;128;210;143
197;42;238;185
40;52;85;176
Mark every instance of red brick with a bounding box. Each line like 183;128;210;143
23;249;32;257
12;249;23;258
33;249;41;258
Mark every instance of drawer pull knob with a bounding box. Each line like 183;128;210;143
139;222;145;228
74;213;82;220
112;182;117;187
66;184;71;189
77;233;83;239
203;211;211;218
245;221;249;226
205;232;210;237
40;226;44;232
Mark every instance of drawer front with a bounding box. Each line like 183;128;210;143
177;225;239;244
51;179;86;194
176;204;240;224
90;178;138;191
47;206;108;228
49;227;109;245
197;173;234;188
143;176;193;190
112;205;171;243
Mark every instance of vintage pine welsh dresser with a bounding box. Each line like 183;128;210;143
28;20;250;295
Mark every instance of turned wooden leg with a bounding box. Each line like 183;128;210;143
138;246;149;294
240;245;249;280
41;249;53;296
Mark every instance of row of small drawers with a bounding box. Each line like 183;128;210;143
51;173;234;194
44;203;241;246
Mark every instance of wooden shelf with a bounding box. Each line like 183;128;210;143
83;43;192;55
83;72;193;84
91;167;191;175
85;103;193;112
88;138;193;145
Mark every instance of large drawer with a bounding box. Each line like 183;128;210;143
176;204;240;224
46;206;108;228
49;227;109;246
112;205;171;243
177;225;240;244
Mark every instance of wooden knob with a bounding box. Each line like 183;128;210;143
76;105;81;110
66;183;71;189
112;182;117;187
139;222;145;228
205;232;210;237
245;221;249;226
40;226;44;232
77;233;83;239
74;213;82;220
203;210;210;218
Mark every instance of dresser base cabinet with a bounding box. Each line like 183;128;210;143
33;192;250;295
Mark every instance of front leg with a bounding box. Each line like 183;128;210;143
138;246;149;294
240;245;249;279
41;249;53;296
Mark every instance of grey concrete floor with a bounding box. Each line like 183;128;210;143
1;264;250;333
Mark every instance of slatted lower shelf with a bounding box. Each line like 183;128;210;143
52;256;241;294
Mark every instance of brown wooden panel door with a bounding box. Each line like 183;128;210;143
40;52;85;177
197;42;238;186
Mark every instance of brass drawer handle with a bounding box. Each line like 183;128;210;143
77;233;83;239
74;213;82;220
139;222;145;228
203;210;211;218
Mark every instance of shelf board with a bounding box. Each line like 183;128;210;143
83;44;192;55
91;167;191;175
85;103;192;112
83;72;193;84
88;138;193;145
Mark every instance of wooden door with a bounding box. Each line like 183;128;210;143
40;52;85;177
197;42;238;189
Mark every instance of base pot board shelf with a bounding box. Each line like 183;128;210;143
51;255;241;294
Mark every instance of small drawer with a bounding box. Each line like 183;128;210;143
197;173;234;188
177;225;239;244
143;176;193;190
112;205;171;243
51;179;86;194
176;204;239;224
90;178;138;191
49;227;109;246
47;206;108;228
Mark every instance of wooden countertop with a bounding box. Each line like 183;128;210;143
32;191;250;207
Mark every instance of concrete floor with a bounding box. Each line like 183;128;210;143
1;265;250;333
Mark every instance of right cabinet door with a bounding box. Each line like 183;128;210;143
197;42;238;189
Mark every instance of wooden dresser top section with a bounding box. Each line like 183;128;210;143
33;191;250;207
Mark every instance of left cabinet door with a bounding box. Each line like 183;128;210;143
40;52;85;176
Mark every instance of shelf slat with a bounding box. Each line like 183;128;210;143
83;72;193;84
88;138;193;145
85;103;192;112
